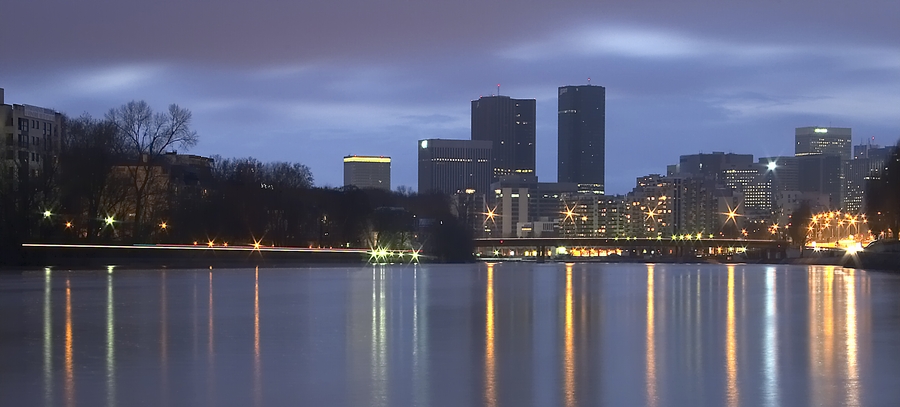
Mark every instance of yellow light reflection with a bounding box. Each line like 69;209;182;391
646;264;657;407
65;278;75;407
485;263;496;407
564;263;575;407
825;267;835;380
726;265;738;407
254;267;262;407
844;269;859;406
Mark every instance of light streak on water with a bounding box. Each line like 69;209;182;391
485;263;497;407
763;267;779;406
726;266;738;407
646;264;657;407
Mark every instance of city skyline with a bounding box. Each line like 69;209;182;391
2;0;898;194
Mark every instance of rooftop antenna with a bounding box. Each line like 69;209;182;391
587;77;591;85
497;84;500;96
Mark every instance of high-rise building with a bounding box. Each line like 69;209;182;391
845;143;895;213
471;95;535;180
794;127;851;209
759;156;799;193
343;155;391;190
676;152;754;181
558;85;605;192
597;195;627;238
795;126;851;160
417;139;492;195
0;88;63;181
797;154;843;209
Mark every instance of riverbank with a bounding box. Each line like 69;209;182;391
1;244;370;271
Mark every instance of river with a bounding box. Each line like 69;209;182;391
1;263;899;406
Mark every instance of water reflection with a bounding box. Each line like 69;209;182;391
43;271;53;407
65;278;74;407
726;265;738;407
208;272;215;404
484;264;496;407
106;273;116;407
254;267;261;407
412;267;429;406
160;271;169;405
5;264;893;407
763;267;779;407
646;264;657;407
844;269;860;406
371;267;388;407
564;263;575;407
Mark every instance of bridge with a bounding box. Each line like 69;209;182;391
473;237;790;261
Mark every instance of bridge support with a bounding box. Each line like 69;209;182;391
536;245;546;263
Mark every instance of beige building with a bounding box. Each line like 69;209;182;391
343;155;391;190
1;88;63;181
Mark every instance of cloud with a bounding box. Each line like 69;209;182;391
64;65;167;95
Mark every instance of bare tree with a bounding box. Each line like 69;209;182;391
106;101;198;239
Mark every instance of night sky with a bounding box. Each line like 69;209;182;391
2;0;898;194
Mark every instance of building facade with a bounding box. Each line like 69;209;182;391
417;139;492;195
0;88;63;182
471;95;536;180
343;155;391;190
795;126;852;160
844;144;895;213
558;84;605;192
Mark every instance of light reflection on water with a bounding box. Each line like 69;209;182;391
2;263;898;407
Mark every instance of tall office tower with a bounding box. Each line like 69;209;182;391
845;143;895;213
558;85;605;193
0;88;63;180
343;155;391;190
471;95;536;180
418;139;492;195
676;152;755;181
795;126;851;160
759;156;799;193
797;154;843;209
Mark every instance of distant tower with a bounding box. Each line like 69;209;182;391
471;95;536;181
343;155;391;190
795;126;851;160
558;84;605;193
417;139;492;195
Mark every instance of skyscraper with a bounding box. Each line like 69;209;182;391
795;126;851;160
343;155;391;190
417;139;492;195
471;95;535;180
558;84;605;192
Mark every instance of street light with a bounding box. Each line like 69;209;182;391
104;216;115;226
43;210;52;218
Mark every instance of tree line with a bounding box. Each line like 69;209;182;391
0;100;473;265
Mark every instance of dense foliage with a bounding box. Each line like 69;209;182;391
0;101;473;265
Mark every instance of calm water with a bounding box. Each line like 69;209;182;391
2;263;900;407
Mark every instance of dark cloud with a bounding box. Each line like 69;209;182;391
2;0;898;193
